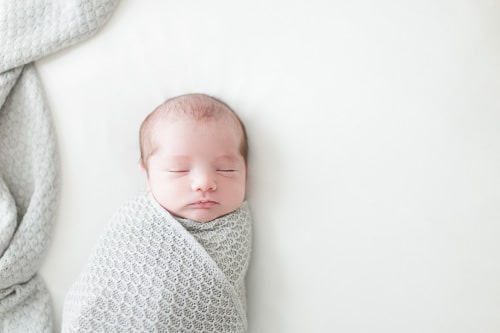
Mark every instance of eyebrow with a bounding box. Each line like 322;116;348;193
215;155;241;162
165;155;191;161
151;153;190;163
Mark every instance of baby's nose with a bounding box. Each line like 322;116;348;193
191;172;217;192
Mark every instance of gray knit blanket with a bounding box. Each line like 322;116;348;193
0;1;118;331
62;192;252;332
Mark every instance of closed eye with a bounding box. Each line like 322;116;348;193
217;169;236;173
167;170;189;173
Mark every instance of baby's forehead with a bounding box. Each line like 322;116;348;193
148;116;243;158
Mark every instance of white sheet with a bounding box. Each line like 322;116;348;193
38;1;500;332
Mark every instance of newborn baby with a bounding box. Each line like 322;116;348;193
62;94;252;333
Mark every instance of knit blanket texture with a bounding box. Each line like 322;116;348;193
62;192;252;332
0;1;119;331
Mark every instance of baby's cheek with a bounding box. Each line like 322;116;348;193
231;178;247;201
151;182;174;202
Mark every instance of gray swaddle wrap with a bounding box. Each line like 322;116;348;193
0;1;118;331
62;192;252;332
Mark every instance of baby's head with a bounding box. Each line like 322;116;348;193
139;93;248;222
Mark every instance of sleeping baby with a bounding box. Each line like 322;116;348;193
62;93;252;332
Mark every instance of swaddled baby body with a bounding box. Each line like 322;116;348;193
62;94;252;332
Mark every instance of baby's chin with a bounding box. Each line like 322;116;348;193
183;210;228;223
175;206;239;223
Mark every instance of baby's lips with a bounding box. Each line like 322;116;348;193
190;200;218;208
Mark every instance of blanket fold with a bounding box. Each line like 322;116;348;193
0;1;119;331
62;192;252;333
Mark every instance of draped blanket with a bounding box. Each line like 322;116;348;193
62;192;252;332
0;1;119;331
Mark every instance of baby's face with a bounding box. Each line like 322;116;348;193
145;118;247;222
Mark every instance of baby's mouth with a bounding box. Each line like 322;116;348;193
190;200;217;208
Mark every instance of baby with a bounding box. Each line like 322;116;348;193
138;93;248;222
62;94;252;333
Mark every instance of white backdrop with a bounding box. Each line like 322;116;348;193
38;1;500;332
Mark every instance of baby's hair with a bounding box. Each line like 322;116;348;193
139;93;248;166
